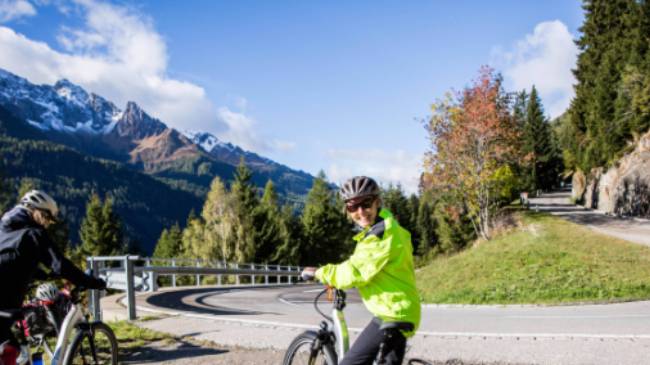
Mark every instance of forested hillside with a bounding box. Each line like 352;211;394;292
559;0;650;171
0;106;202;253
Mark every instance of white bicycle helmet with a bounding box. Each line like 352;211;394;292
35;283;59;301
20;190;59;219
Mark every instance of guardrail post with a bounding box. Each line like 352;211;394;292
251;263;256;285
288;266;293;284
235;263;240;285
125;256;136;320
195;259;201;287
171;258;177;288
217;261;222;286
145;258;158;292
88;257;102;321
265;264;269;285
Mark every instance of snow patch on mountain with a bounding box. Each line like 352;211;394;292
183;130;230;153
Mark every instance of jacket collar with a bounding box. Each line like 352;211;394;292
353;208;392;241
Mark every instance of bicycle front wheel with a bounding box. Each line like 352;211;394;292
283;331;337;365
65;322;118;365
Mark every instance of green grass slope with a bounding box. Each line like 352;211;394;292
417;212;650;304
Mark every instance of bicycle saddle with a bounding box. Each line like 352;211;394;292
379;321;414;332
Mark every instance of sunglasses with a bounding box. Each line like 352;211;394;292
38;209;58;224
345;197;376;213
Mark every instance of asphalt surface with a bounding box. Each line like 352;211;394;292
528;191;650;246
104;192;650;364
103;285;650;365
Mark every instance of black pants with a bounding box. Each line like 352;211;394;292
339;318;406;365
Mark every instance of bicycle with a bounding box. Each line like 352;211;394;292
0;284;118;365
282;286;431;365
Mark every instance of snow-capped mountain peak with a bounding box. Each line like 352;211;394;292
53;79;90;107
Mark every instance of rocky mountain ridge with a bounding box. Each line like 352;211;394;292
0;67;314;197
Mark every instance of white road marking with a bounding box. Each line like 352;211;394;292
131;299;650;341
507;314;650;319
277;297;301;307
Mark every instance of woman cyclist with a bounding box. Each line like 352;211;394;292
302;176;421;365
0;190;106;365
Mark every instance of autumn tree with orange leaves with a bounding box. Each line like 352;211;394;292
422;67;521;240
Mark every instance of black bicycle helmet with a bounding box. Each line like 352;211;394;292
340;176;380;201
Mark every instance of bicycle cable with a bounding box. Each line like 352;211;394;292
313;287;332;322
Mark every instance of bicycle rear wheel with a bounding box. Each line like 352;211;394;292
283;331;337;365
65;322;118;365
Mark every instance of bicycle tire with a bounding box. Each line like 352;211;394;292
283;330;337;365
64;322;118;365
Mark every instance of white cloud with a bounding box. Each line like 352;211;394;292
326;148;423;194
492;20;578;118
0;0;220;136
0;0;291;156
216;106;295;154
0;0;36;23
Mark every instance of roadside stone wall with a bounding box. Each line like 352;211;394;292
583;168;602;209
573;129;650;218
572;170;586;202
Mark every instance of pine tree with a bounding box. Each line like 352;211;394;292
415;194;436;256
0;168;13;213
227;159;261;263
272;204;303;265
78;193;125;257
382;184;410;226
512;89;528;132
406;194;420;253
567;0;644;171
300;171;353;266
254;180;284;263
153;223;183;258
522;86;559;191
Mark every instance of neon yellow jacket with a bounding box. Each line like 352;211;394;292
315;208;421;336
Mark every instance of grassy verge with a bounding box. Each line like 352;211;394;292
108;320;175;350
417;211;650;304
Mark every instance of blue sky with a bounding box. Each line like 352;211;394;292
0;0;584;193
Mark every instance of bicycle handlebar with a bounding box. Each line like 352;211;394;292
0;309;24;320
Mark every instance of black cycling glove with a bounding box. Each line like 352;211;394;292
85;276;107;290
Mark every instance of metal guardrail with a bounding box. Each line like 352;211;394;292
87;255;302;320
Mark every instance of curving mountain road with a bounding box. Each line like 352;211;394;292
104;285;650;365
529;191;650;246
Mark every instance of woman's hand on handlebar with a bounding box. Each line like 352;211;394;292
300;267;317;281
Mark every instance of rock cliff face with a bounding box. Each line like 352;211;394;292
572;129;650;217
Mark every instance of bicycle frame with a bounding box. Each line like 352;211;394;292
52;302;84;365
331;297;349;357
15;296;89;365
310;288;428;365
311;288;350;362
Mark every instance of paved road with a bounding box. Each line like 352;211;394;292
104;285;650;364
529;191;650;246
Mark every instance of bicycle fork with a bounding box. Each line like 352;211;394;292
332;308;349;358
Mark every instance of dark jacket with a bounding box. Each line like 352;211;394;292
0;206;99;310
